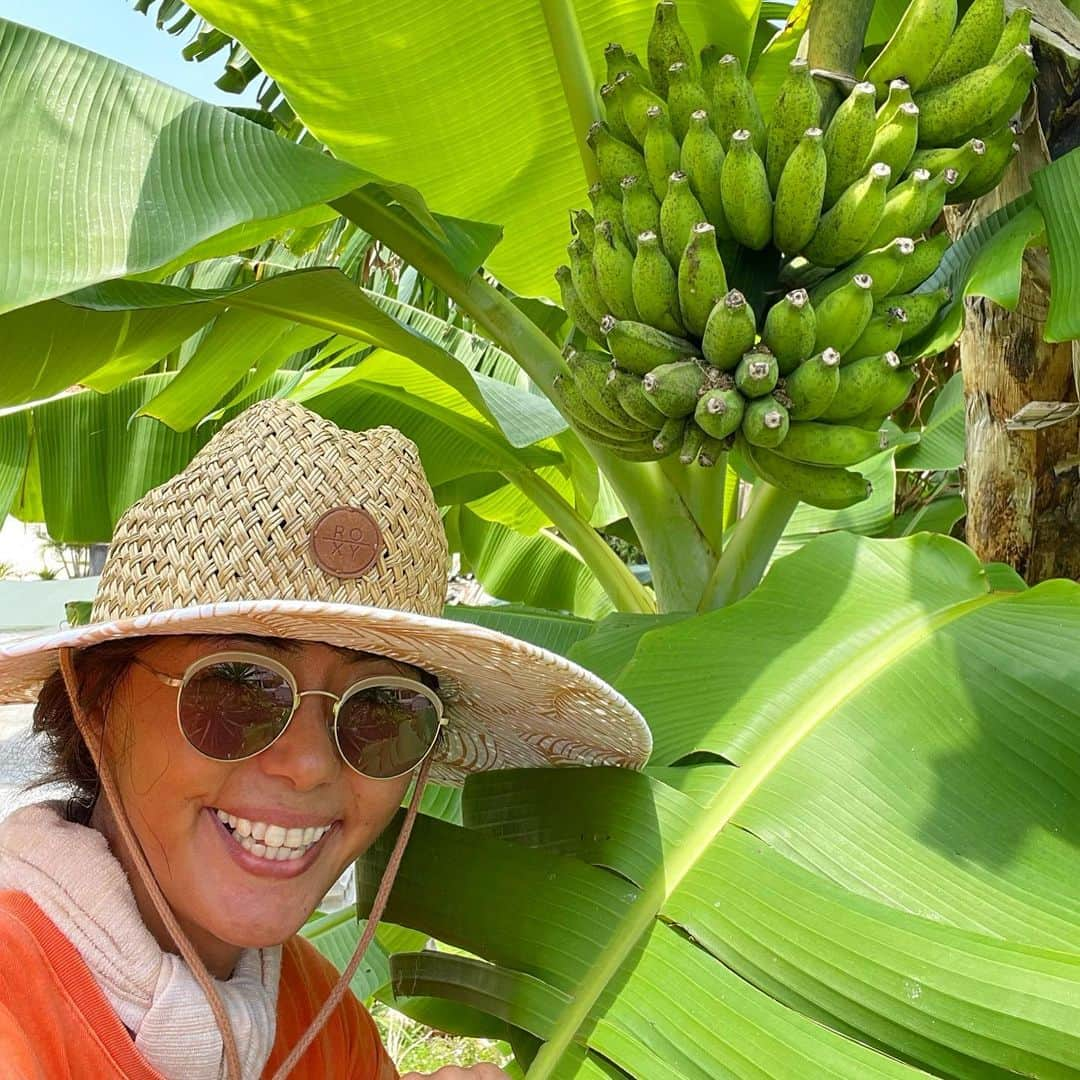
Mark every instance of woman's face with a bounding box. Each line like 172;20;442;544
92;636;415;975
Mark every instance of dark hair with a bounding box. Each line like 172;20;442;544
28;634;439;814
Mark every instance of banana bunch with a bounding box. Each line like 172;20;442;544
553;0;1034;509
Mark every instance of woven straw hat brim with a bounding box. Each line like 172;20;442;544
0;599;652;784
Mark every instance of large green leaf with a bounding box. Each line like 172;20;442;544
359;533;1080;1076
1031;147;1080;341
187;0;764;297
895;372;965;472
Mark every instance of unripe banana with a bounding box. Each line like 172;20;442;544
695;386;746;439
592;220;639;320
653;415;688;454
867;101;920;180
605;43;652;94
775;421;890;466
765;59;823;194
862;168;929;252
721;129;773;250
678;222;728;338
845;306;908;362
588;120;648;197
913;167;960;233
660;171;707;265
643;359;709;417
865;365;918;416
991;7;1032;62
702;289;758;369
667;61;711;141
616;70;669;146
621;175;662;250
608;368;669;427
648;0;698;97
739;436;872;508
588;182;627;246
679;421;707;464
913;44;1035;146
567;349;653;430
804;162;892;266
700;43;721;95
780;348;841;419
697;433;729;467
908;138;987;185
876;79;914;126
773;126;827;255
880;285;950;341
735;346;780;398
712;53;766;153
571;208;596;251
811;237;915;303
891;232;950;293
633;230;686;335
821;350;903;419
823;81;878;207
814;273;875;354
742;396;791;447
600;82;635;145
762;289;817;373
863;0;958;94
602;314;697;374
680;110;729;232
924;0;1005;89
568;236;609;322
643;105;683;200
553;373;650;440
949;127;1018;201
556;265;605;343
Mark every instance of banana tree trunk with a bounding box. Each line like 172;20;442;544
953;52;1080;582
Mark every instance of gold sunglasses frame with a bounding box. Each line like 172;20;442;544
132;650;447;781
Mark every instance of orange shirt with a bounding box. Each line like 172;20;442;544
0;889;398;1079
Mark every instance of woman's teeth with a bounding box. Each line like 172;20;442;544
215;809;332;861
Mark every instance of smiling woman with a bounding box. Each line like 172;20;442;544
0;400;651;1080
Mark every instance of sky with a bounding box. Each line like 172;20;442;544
0;0;259;105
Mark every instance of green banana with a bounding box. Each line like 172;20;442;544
779;348;841;419
863;0;958;93
913;44;1036;146
697;433;729;467
553;373;651;440
660;171;707;265
720;129;773;251
632;230;686;335
775;421;889;465
695;387;746;439
667;61;711;141
762;289;817;374
587;120;647;196
891;232;950;293
678;222;728;338
879;285;950;341
621;175;662;249
616;69;669;145
592;220;639;320
643;105;683;200
604;43;652;93
949;127;1018;201
813;273;875;354
867;101;921;180
568;236;608;322
609;368;669;427
823;81;878;208
602;315;697;374
876;79;914;126
567;349;653;430
571;208;596;251
653;415;688;454
556;265;605;343
913;167;960;233
643;360;709;417
908;138;987;185
711;53;766;153
924;0;1005;89
991;7;1032;62
589;182;627;246
648;0;698;97
740;436;872;508
600;82;635;145
742;396;791;447
865;366;918;416
844;306;908;362
679;421;707;464
773;126;827;255
700;43;721;95
702;289;758;370
735;347;779;398
804;162;892;266
821;350;904;419
811;237;915;303
862;168;929;252
680;110;728;231
765;59;823;195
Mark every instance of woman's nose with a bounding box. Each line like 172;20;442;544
255;692;341;789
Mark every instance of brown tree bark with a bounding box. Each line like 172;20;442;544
952;49;1080;583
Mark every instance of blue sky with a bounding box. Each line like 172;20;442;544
0;0;259;105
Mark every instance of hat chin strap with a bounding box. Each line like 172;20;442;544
59;647;433;1080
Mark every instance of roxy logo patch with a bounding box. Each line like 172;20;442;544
310;507;384;578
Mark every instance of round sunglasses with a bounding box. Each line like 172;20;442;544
132;651;447;780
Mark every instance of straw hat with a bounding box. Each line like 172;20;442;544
0;399;651;782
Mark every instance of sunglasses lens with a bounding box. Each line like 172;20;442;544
336;685;441;779
179;661;293;760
